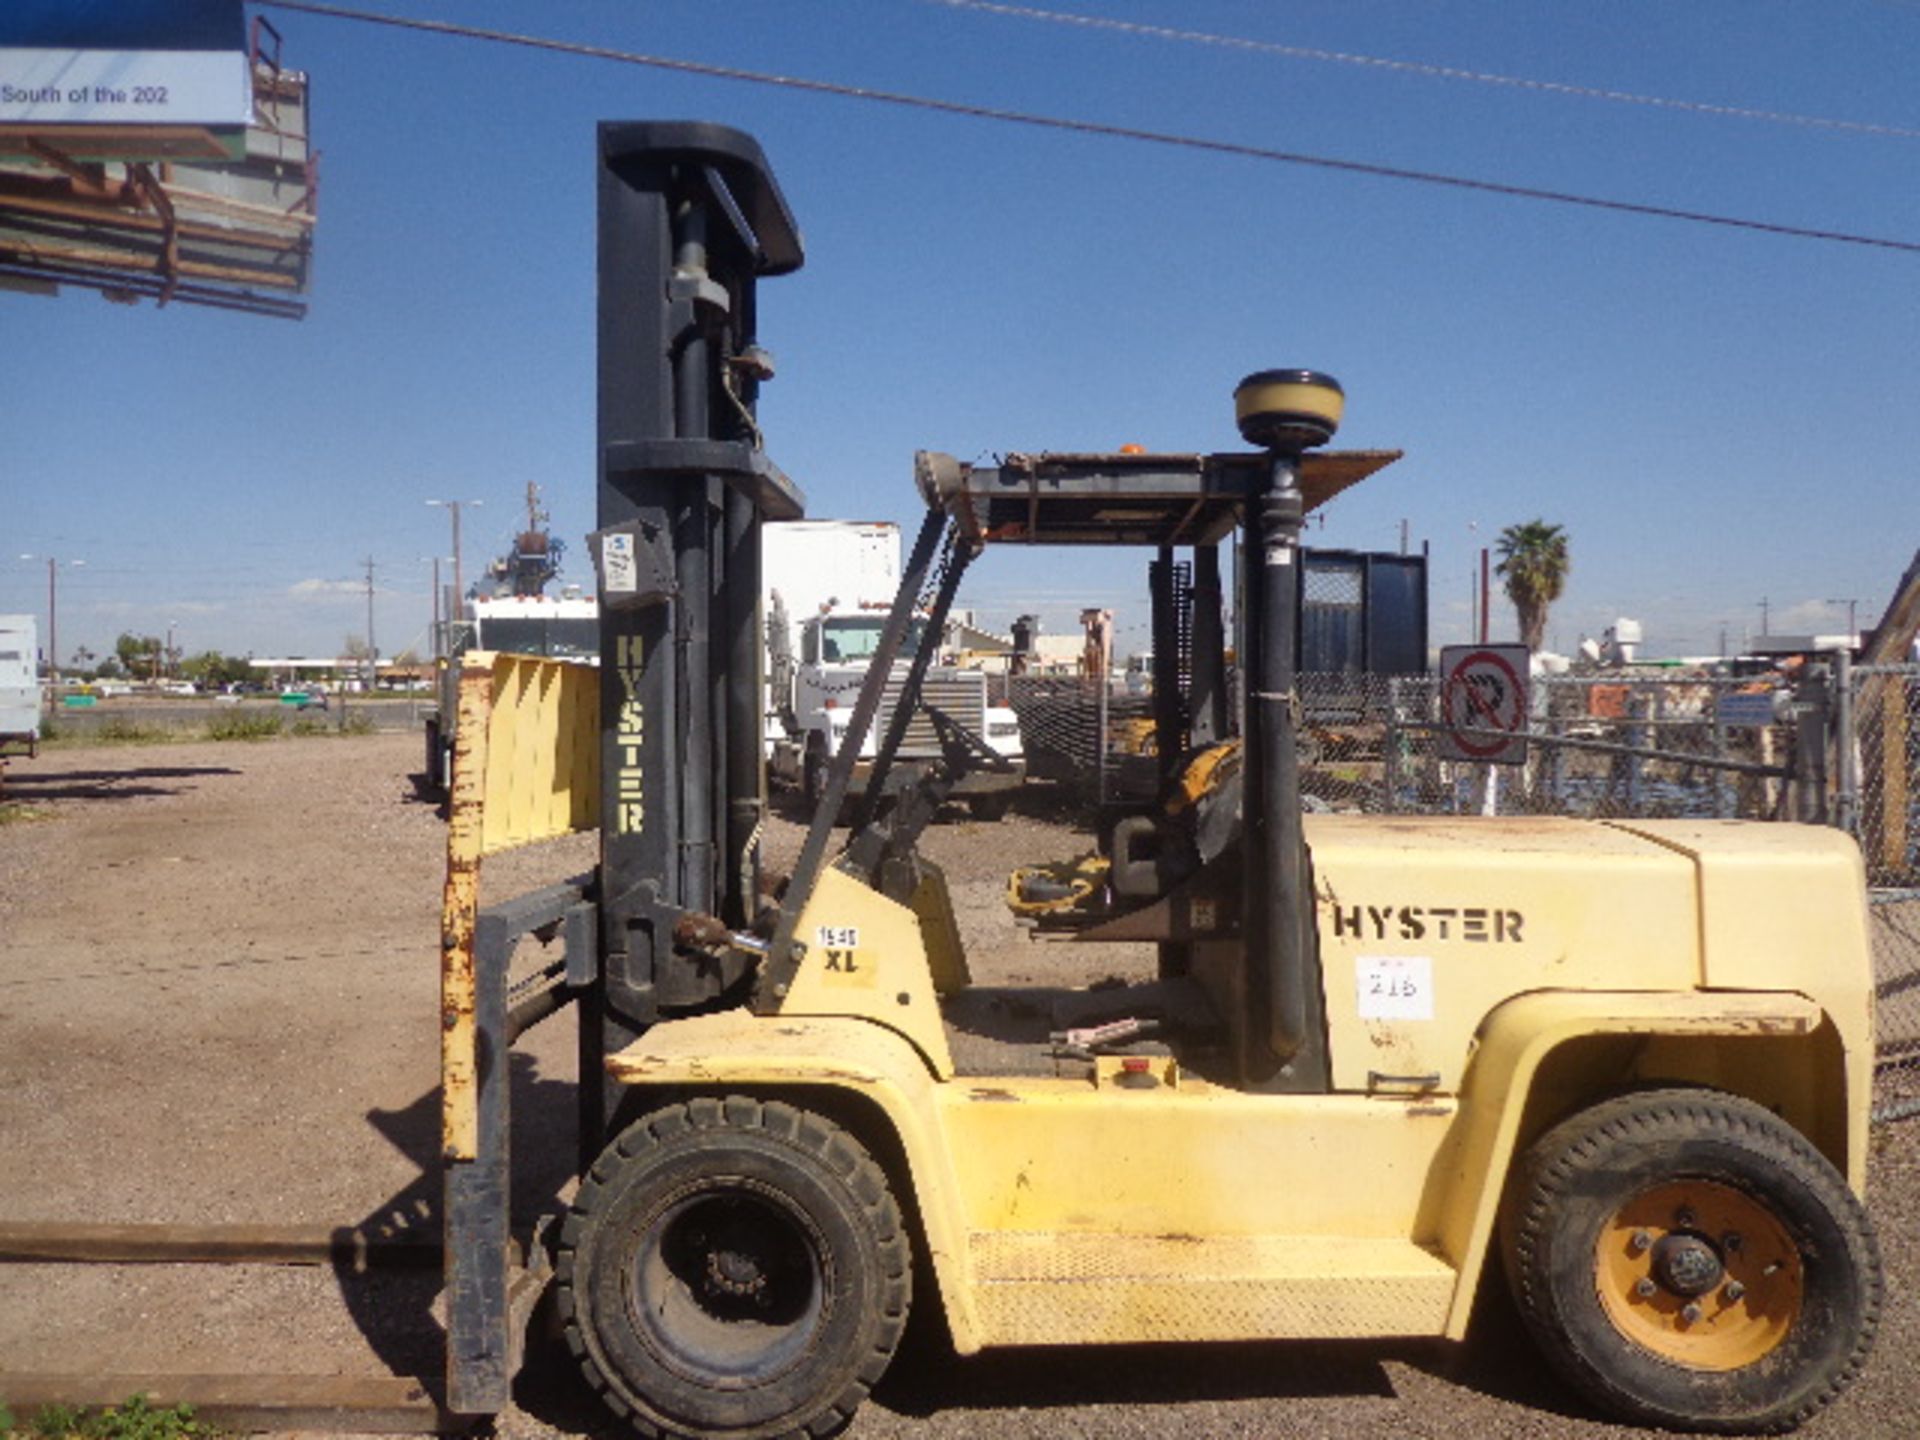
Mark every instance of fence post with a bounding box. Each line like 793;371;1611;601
1625;691;1648;814
1792;666;1831;824
1536;675;1561;814
1095;670;1109;808
1425;675;1445;813
1383;675;1401;813
1712;683;1733;819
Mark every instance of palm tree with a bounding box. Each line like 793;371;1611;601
1496;520;1570;652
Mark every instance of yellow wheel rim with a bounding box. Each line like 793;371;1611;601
1595;1180;1802;1371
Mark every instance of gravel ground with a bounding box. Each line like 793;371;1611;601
0;731;1914;1438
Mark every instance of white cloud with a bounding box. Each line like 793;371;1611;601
287;578;362;600
81;599;227;619
1773;598;1849;634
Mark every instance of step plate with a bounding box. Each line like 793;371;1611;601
970;1231;1456;1345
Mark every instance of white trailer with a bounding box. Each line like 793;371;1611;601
0;614;43;759
763;520;1025;819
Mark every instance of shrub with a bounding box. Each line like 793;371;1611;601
93;719;169;745
0;1395;212;1440
204;711;282;742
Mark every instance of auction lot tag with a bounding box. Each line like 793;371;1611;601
1356;955;1434;1021
601;532;637;593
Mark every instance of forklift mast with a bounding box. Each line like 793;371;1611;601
588;122;805;1133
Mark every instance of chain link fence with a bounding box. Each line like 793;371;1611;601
1843;666;1920;1086
998;661;1920;1076
1004;668;1822;824
1875;891;1920;1061
1371;672;1804;823
1851;664;1920;888
1001;673;1153;799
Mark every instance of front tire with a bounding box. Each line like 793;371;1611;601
557;1096;910;1440
1503;1087;1879;1433
802;738;830;809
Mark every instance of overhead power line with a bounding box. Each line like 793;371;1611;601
256;1;1920;255
925;0;1920;142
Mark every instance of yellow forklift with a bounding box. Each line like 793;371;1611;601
440;124;1879;1439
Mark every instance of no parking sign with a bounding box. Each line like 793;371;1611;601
1439;644;1531;765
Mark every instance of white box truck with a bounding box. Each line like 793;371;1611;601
0;614;43;759
763;520;1024;819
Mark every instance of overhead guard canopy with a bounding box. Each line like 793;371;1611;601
916;448;1403;549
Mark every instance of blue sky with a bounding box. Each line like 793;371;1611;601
4;0;1918;665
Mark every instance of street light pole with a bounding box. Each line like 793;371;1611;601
1480;546;1491;645
1465;521;1480;645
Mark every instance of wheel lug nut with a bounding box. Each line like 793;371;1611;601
1681;1302;1702;1324
1724;1281;1746;1302
1675;1207;1696;1229
1635;1278;1657;1298
1722;1232;1742;1253
1630;1230;1653;1253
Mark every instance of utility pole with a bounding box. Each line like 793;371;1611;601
363;556;379;693
422;555;448;663
47;560;59;690
1827;597;1859;641
1760;597;1771;637
427;498;483;616
18;553;83;694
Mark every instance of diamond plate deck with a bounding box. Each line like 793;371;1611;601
969;1230;1456;1344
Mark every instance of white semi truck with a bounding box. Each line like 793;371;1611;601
763;520;1024;819
424;589;599;793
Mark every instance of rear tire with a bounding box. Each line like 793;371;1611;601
1502;1087;1879;1433
558;1096;910;1440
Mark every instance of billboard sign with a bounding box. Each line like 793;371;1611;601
0;1;250;128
